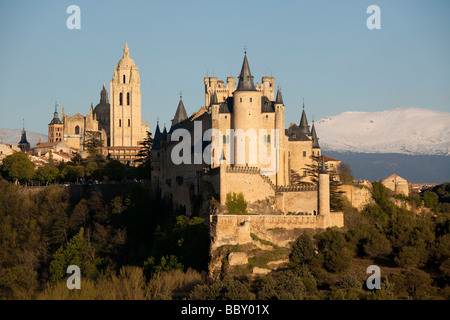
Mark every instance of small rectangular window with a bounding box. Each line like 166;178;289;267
119;119;122;127
267;135;270;143
128;119;131;127
303;151;306;157
223;135;226;144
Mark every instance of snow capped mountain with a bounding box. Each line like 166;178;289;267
315;107;450;155
0;128;47;148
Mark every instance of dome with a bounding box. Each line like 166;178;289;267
117;42;135;68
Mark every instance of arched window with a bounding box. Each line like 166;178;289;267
75;125;80;135
119;93;123;105
127;92;130;105
123;75;126;83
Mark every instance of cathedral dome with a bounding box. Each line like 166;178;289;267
117;42;135;68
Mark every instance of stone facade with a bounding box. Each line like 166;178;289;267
382;174;410;196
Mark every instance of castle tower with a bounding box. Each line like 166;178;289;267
18;120;30;152
318;156;330;215
274;87;286;185
48;103;63;143
110;43;148;147
232;53;263;166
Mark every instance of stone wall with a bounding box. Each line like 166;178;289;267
275;190;317;214
339;184;374;211
210;213;344;249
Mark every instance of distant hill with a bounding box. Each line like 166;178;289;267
0;128;47;148
323;151;450;184
315;107;450;156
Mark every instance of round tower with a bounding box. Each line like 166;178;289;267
318;156;330;215
232;53;262;166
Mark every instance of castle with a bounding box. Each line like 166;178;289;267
151;53;343;224
41;43;149;163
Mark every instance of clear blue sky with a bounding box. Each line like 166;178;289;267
0;0;449;135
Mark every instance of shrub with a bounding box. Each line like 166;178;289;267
289;231;315;267
394;246;421;267
336;274;362;290
225;192;247;215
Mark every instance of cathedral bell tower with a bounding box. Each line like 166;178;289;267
110;42;148;147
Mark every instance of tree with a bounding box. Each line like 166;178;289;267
315;228;354;272
103;160;126;181
84;130;103;156
35;164;59;184
290;231;315;267
49;228;101;283
338;162;354;184
135;131;153;166
2;152;35;184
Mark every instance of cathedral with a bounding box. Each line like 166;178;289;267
151;53;342;225
43;43;149;163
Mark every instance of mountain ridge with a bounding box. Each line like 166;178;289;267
315;107;450;156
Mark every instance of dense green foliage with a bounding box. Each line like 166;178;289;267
0;173;449;300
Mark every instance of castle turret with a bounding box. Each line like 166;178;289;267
274;87;286;185
232;53;262;166
318;156;330;215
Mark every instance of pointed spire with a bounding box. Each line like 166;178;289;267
38;135;42;145
311;122;320;148
62;104;65;119
161;124;168;140
236;53;256;91
154;121;161;139
90;103;94;115
299;100;310;136
275;87;284;104
123;42;130;57
171;96;188;127
100;82;109;104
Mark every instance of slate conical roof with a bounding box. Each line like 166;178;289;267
171;97;188;127
161;125;168;140
299;102;310;136
236;54;256;91
275;87;284;104
311;122;320;148
151;122;161;150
